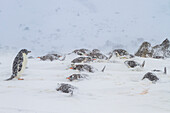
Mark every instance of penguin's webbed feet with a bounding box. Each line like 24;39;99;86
18;78;24;80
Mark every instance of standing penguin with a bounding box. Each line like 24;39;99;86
5;49;31;81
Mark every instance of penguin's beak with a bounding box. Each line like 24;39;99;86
70;67;73;69
28;51;31;53
66;77;70;79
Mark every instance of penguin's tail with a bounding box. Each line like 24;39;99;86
5;76;15;81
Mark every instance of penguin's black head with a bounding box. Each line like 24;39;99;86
20;49;31;55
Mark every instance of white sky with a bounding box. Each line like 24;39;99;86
0;0;170;54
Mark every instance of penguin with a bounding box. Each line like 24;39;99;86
37;54;62;61
69;64;106;73
92;49;100;54
113;49;129;56
152;67;167;74
142;72;159;83
111;49;134;59
124;60;145;68
70;64;95;73
88;52;109;60
5;49;31;81
71;49;91;56
66;74;88;81
56;83;76;96
71;57;93;63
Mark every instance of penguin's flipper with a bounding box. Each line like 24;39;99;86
141;61;145;67
108;53;113;60
101;66;106;72
5;76;15;81
164;67;167;74
124;61;130;68
18;78;24;80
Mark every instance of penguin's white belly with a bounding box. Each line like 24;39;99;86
17;53;27;76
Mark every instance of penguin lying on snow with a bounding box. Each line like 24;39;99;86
70;64;95;73
142;72;159;83
124;60;145;68
153;56;164;59
66;74;88;81
71;49;91;56
5;49;31;81
110;49;134;59
113;49;129;56
87;52;110;60
87;49;113;60
71;57;93;63
37;54;65;61
69;64;106;73
56;83;76;95
92;49;100;54
152;67;167;74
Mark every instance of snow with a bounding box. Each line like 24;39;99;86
0;53;170;113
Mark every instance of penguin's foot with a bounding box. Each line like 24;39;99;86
18;78;24;80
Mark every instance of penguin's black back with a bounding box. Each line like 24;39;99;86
12;51;24;77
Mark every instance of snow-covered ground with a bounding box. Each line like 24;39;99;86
0;52;170;113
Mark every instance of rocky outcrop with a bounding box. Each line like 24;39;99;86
152;39;170;58
135;39;170;58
